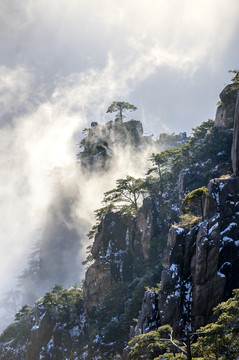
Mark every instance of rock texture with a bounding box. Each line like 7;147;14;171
1;84;239;360
132;176;239;339
79;119;150;170
134;290;159;335
83;197;162;311
215;84;237;128
231;91;239;175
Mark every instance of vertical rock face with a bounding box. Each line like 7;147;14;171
133;177;239;338
79;119;150;170
163;177;239;333
25;312;55;360
2;85;239;359
191;215;226;329
134;290;159;335
215;84;237;128
83;212;137;311
231;91;239;176
83;197;162;311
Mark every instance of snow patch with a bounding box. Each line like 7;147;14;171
31;324;39;331
125;228;130;248
222;236;233;244
169;264;179;279
221;222;237;236
175;227;184;235
69;326;80;338
217;271;226;278
219;182;225;191
208;222;218;236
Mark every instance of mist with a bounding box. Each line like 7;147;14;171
0;59;159;330
1;0;239;331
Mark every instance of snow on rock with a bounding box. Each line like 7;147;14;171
170;264;179;279
221;222;238;236
217;271;226;278
208;222;219;236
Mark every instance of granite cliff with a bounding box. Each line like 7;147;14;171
0;84;239;359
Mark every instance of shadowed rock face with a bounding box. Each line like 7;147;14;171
215;84;237;129
79;119;148;170
83;197;162;311
232;92;239;176
134;289;160;335
215;84;239;175
1;84;239;360
132;177;239;339
25;312;55;360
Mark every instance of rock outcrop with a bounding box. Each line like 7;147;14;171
215;84;237;128
79;119;151;170
134;289;159;335
83;197;162;311
1;83;239;360
231;91;239;176
131;176;239;341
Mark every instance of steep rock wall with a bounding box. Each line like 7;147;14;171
133;176;239;339
232;91;239;176
215;84;237;128
83;197;162;311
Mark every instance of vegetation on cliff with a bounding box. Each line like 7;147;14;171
127;289;239;359
0;83;238;360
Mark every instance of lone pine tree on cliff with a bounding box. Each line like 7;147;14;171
103;175;145;213
106;101;137;119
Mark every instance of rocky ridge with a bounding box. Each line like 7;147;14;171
0;84;239;359
126;88;239;349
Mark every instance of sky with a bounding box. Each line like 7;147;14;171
0;0;239;320
1;0;239;133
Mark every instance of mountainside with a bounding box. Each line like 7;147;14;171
0;84;239;359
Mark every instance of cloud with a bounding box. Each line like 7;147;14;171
1;0;237;135
2;0;238;75
0;0;239;329
0;0;239;286
0;56;138;293
0;66;34;122
1;1;238;129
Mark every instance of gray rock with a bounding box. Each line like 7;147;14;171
232;91;239;176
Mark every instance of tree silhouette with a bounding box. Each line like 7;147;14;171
103;175;146;213
106;101;137;119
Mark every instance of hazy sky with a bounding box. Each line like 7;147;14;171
0;0;239;307
1;0;239;134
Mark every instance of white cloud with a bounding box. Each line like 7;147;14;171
2;0;238;75
0;0;239;328
0;66;33;120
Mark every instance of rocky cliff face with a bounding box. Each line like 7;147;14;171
83;197;163;311
232;91;239;176
128;85;239;346
79;118;153;170
163;176;239;327
215;84;237;128
1;85;239;359
127;175;239;357
18;118;155;306
216;82;239;175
